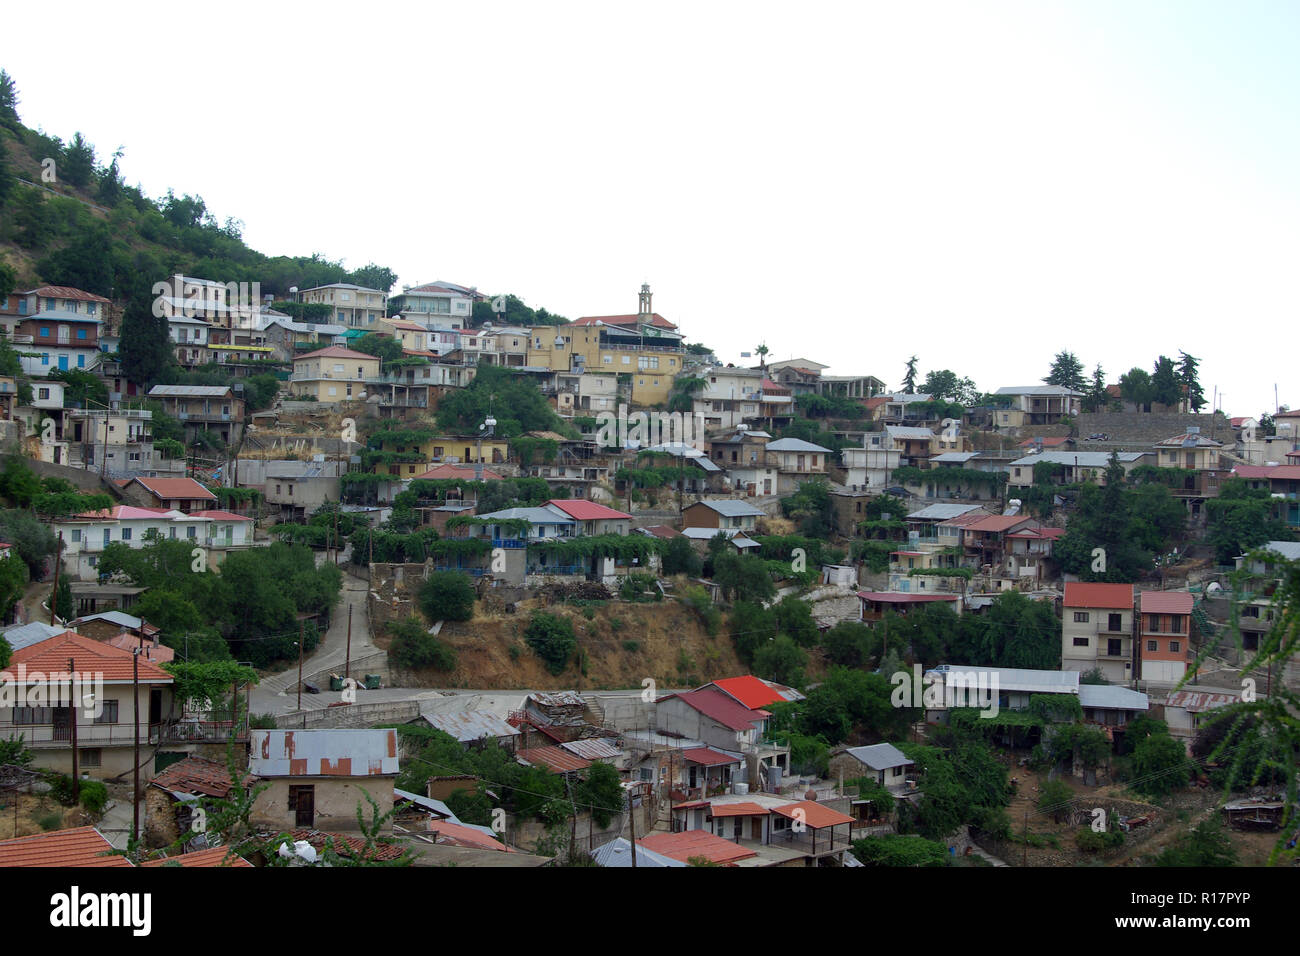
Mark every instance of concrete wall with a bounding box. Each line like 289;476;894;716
251;775;395;832
274;699;417;730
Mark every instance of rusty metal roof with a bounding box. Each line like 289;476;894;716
517;745;592;774
1165;690;1240;713
250;729;399;777
420;709;520;743
559;738;622;761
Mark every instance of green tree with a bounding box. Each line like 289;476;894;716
1082;363;1108;413
54;570;73;621
820;621;875;667
1131;732;1190;797
0;70;19;128
921;369;978;406
47;368;109;408
773;597;819;648
1206;478;1293;564
752;635;807;688
387;616;456;671
1118;367;1154;410
661;534;702;576
0;135;13;209
1154;818;1236;867
575;761;624;828
525;612;576;675
1043;350;1087;392
417;571;476;623
902;355;918;394
61;132;96;189
1177;351;1205;412
1151;355;1182;408
0;553;28;624
712;550;775;604
851;834;948;867
119;299;173;386
352;333;405;366
37;222;114;297
347;263;398;294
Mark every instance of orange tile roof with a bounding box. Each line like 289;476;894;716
428;820;514;852
710;675;785;710
638;830;756;865
24;285;112;303
708;801;769;817
1;630;173;684
294;345;378;361
133;477;217;501
140;847;252;867
1140;591;1194;614
1063;582;1134;609
0;826;132;867
517;745;591;774
771;800;855;829
571;313;678;331
287;829;408;861
413;463;504;481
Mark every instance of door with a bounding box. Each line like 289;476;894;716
290;785;315;827
53;707;71;741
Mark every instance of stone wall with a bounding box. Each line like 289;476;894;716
273;698;417;730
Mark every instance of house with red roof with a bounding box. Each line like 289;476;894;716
12;286;109;379
0;631;175;779
1061;582;1136;682
544;498;632;536
665;793;857;864
1231;465;1300;528
1138;591;1195;683
655;687;792;789
129;476;217;513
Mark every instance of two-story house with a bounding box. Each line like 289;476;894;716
387;281;479;327
1138;591;1195;683
146;384;246;446
1061;582;1135;682
764;437;831;494
14;285;108;376
289;346;381;403
298;283;388;328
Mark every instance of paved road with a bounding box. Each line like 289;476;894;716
252;565;377;713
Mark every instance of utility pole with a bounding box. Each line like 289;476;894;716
69;656;79;803
628;783;638;868
345;604;352;681
296;621;304;712
49;532;63;626
132;646;140;844
99;406;109;480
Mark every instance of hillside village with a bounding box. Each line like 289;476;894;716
0;70;1298;871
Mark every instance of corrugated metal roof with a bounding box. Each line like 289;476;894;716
638;830;757;865
516;745;592;774
681;747;741;767
1009;451;1145;467
691;499;766;518
885;425;936;440
393;788;458;820
843;743;913;771
249;729;399;777
559;738;623;761
907;503;984;520
420;709;520;743
664;688;765;732
929;665;1079;695
766;437;832;453
0;621;65;651
1078;685;1149;711
591;836;685;867
708;801;769;817
1164;690;1240;713
147;384;234;397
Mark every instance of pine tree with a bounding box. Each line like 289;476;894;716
902;356;918;394
1083;363;1107;412
1151;355;1182;408
61;132;96;189
0;70;19;129
1043;350;1087;392
1177;351;1205;412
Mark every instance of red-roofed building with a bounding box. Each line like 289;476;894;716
0;632;174;779
0;826;132;867
655;688;790;786
129;476;217;513
427;819;514;852
545;499;632;535
637;829;757;866
413;463;504;482
1138;591;1195;682
1062;582;1135;681
1231;465;1300;528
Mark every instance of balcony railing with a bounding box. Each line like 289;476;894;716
0;721;167;748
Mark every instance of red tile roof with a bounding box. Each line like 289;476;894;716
638;830;756;865
294;345;379;361
663;688;764;733
140;847;252;867
517;745;592;774
1063;582;1135;609
857;592;961;604
1018;436;1071;448
133;477;217;501
428;820;514;852
963;514;1037;533
1140;591;1194;614
414;463;504;481
189;510;252;522
287;829;409;861
570;313;678;331
708;801;770;817
638;524;682;539
70;504;178;520
24;285;112;303
105;634;175;662
1233;465;1300;480
1;631;173;684
771;800;854;829
710;675;785;710
681;747;741;767
546;499;632;521
149;756;242;798
0;826;132;867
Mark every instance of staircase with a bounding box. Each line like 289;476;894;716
582;695;606;728
1191;599;1218;640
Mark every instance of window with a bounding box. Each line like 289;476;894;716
38;388;49;400
288;486;294;496
70;529;81;543
1169;641;1180;653
76;328;87;339
93;701;120;724
275;484;281;495
78;749;102;768
87;302;96;315
1170;616;1183;633
121;528;132;541
1073;637;1089;646
103;529;111;547
1073;611;1089;623
39;327;50;337
1108;613;1123;631
14;706;53;724
622;355;630;365
1146;640;1158;652
187;526;196;539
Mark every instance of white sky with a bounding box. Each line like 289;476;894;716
4;1;1296;415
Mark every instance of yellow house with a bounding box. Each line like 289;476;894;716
373;432;511;477
524;285;686;406
290;346;381;403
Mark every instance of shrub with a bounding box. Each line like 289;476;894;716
37;812;63;831
621;640;640;653
78;779;108;815
619;572;660;603
417;571;476;623
1076;824;1124;852
1037;778;1074;822
851;834;949;867
681;585;721;636
525;612;577;675
0;733;33;768
43;771;76;806
388;616;458;671
249;713;278;729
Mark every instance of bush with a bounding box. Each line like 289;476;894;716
37;812;63;831
417;571;476;623
752;635;807;688
525;612;577;675
249;713;278;729
621;640;640;653
43;771;77;806
661;535;702;577
78;780;108;815
1076;824;1125;852
851;834;949;867
0;733;33;768
619;572;660;602
1132;732;1191;797
388;617;457;671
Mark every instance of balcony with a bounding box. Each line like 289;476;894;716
3;721;168;748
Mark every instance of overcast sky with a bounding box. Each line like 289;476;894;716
5;1;1296;415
